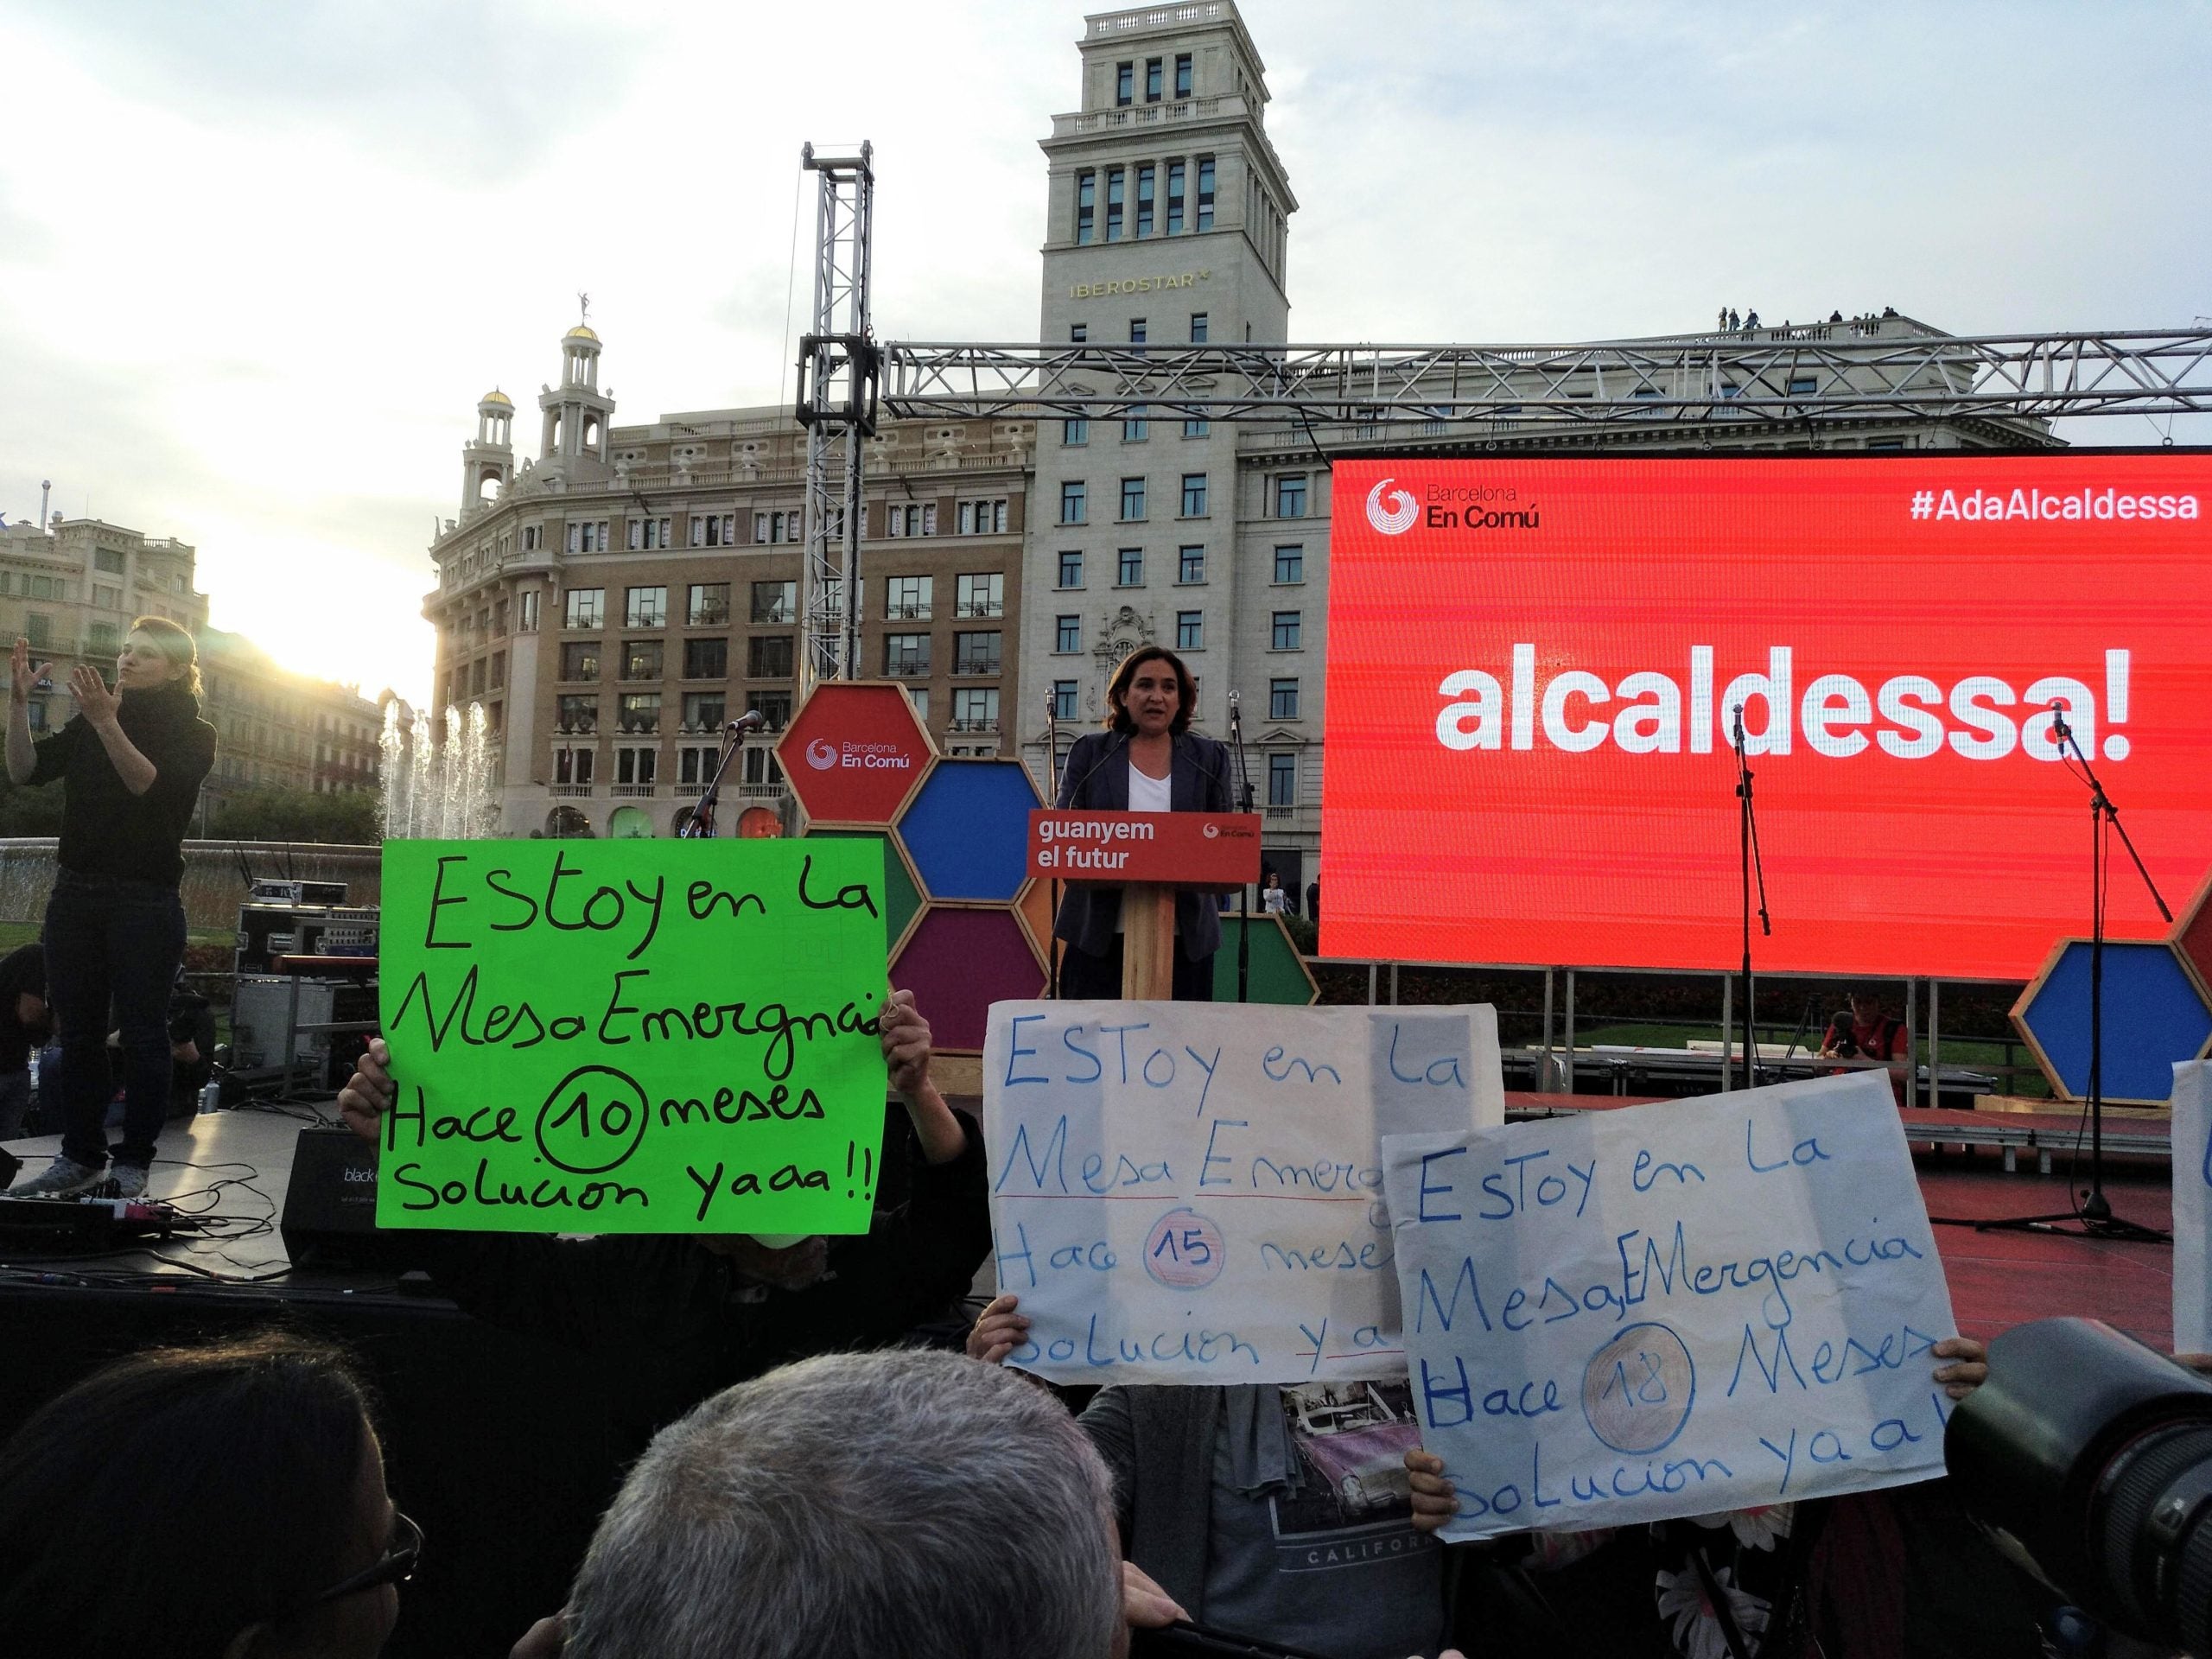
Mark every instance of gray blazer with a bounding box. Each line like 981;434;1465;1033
1051;728;1235;963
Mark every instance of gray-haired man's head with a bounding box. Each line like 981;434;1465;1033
564;1347;1122;1659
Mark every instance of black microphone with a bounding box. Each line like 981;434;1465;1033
726;709;767;735
2048;698;2072;743
1228;689;1241;721
1058;728;1129;807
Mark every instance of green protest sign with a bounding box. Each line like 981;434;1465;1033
376;838;888;1235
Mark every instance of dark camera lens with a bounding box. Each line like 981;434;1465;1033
1948;1318;2212;1654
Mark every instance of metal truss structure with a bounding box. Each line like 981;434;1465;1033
795;143;877;693
877;325;2212;426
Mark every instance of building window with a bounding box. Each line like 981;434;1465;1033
1076;170;1095;244
1274;545;1304;583
620;639;664;680
954;631;1002;675
749;636;795;678
683;690;726;731
629;516;672;550
93;547;125;574
1115;60;1134;105
1183;417;1209;438
88;621;119;655
564;588;604;629
1787;375;1818;395
1058;550;1084;588
1197;157;1215;230
687;582;730;626
1166;159;1185;233
565;519;610;554
1135;163;1154;236
1062;417;1089;446
1274;474;1308;518
1120;478;1147;520
957;499;1007;535
952;686;1000;733
1117;548;1144;586
885;501;934;538
625;586;667;627
1271;610;1301;650
1144;56;1163;100
554;746;594;785
556;694;599;733
1060;481;1086;524
753;692;792;730
1174;52;1192;98
1190;312;1208;344
885;574;931;620
752;581;796;624
616;747;657;786
1055;613;1081;652
753;509;802;544
1268;753;1297;807
1052;679;1078;720
884;633;931;677
1070;323;1087;344
1176;610;1203;650
1180;474;1208;517
1129;317;1147;346
1104;167;1124;241
561;642;601;680
1270;677;1300;720
1122;405;1148;442
518;589;540;631
906;687;930;722
92;582;123;610
683;638;728;678
956;572;1004;619
522;524;540;552
1178;546;1205;583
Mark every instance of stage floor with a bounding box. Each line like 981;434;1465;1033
2;1100;2182;1351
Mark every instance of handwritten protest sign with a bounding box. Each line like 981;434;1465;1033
1382;1071;1956;1540
984;1001;1502;1383
2175;1061;2211;1352
377;840;887;1235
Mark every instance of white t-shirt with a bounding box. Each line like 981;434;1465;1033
1114;764;1174;932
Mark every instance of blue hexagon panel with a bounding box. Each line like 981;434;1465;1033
895;758;1043;904
2012;938;2212;1104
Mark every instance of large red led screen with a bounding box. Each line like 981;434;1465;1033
1320;454;2212;980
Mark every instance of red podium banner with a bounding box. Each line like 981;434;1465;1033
1027;810;1261;887
1321;453;2212;981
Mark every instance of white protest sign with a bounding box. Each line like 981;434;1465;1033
2174;1061;2211;1353
1382;1071;1957;1540
984;1001;1503;1384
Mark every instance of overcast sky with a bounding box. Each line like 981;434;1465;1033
3;0;2206;702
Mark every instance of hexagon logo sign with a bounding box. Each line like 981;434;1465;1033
806;827;925;957
2174;868;2212;1000
891;907;1046;1054
896;758;1043;904
776;682;935;827
2012;938;2212;1105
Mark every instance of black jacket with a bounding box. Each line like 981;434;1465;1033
29;684;216;885
1052;728;1235;963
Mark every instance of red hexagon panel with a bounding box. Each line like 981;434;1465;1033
775;681;936;827
890;906;1046;1055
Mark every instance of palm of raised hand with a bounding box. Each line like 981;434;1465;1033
10;639;49;702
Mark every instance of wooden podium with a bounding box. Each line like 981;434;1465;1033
1028;809;1263;999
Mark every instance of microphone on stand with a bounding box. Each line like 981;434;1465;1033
726;709;768;736
2048;698;2072;744
1730;702;1745;752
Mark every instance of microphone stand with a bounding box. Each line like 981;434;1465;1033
1229;692;1255;1004
1970;706;2171;1243
682;717;757;839
1044;693;1063;999
1731;706;1771;1091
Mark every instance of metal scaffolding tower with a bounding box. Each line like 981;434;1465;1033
795;142;879;692
877;325;2212;424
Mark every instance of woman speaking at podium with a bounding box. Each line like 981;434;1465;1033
1052;645;1232;1001
3;621;216;1199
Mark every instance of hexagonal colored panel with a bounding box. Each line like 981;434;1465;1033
891;906;1046;1054
776;682;935;828
1210;915;1320;1005
895;758;1043;904
2011;938;2212;1105
1015;877;1062;983
805;827;924;957
2174;866;2212;999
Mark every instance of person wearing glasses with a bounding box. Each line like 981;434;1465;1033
0;1331;416;1658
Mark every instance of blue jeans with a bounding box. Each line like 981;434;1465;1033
44;870;188;1170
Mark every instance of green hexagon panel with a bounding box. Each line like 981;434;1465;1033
1211;915;1319;1005
803;827;924;957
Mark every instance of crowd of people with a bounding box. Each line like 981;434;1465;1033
0;634;2146;1656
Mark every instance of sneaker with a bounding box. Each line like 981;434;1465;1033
110;1164;149;1200
8;1156;106;1198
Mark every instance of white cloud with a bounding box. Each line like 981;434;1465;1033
3;0;2206;702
